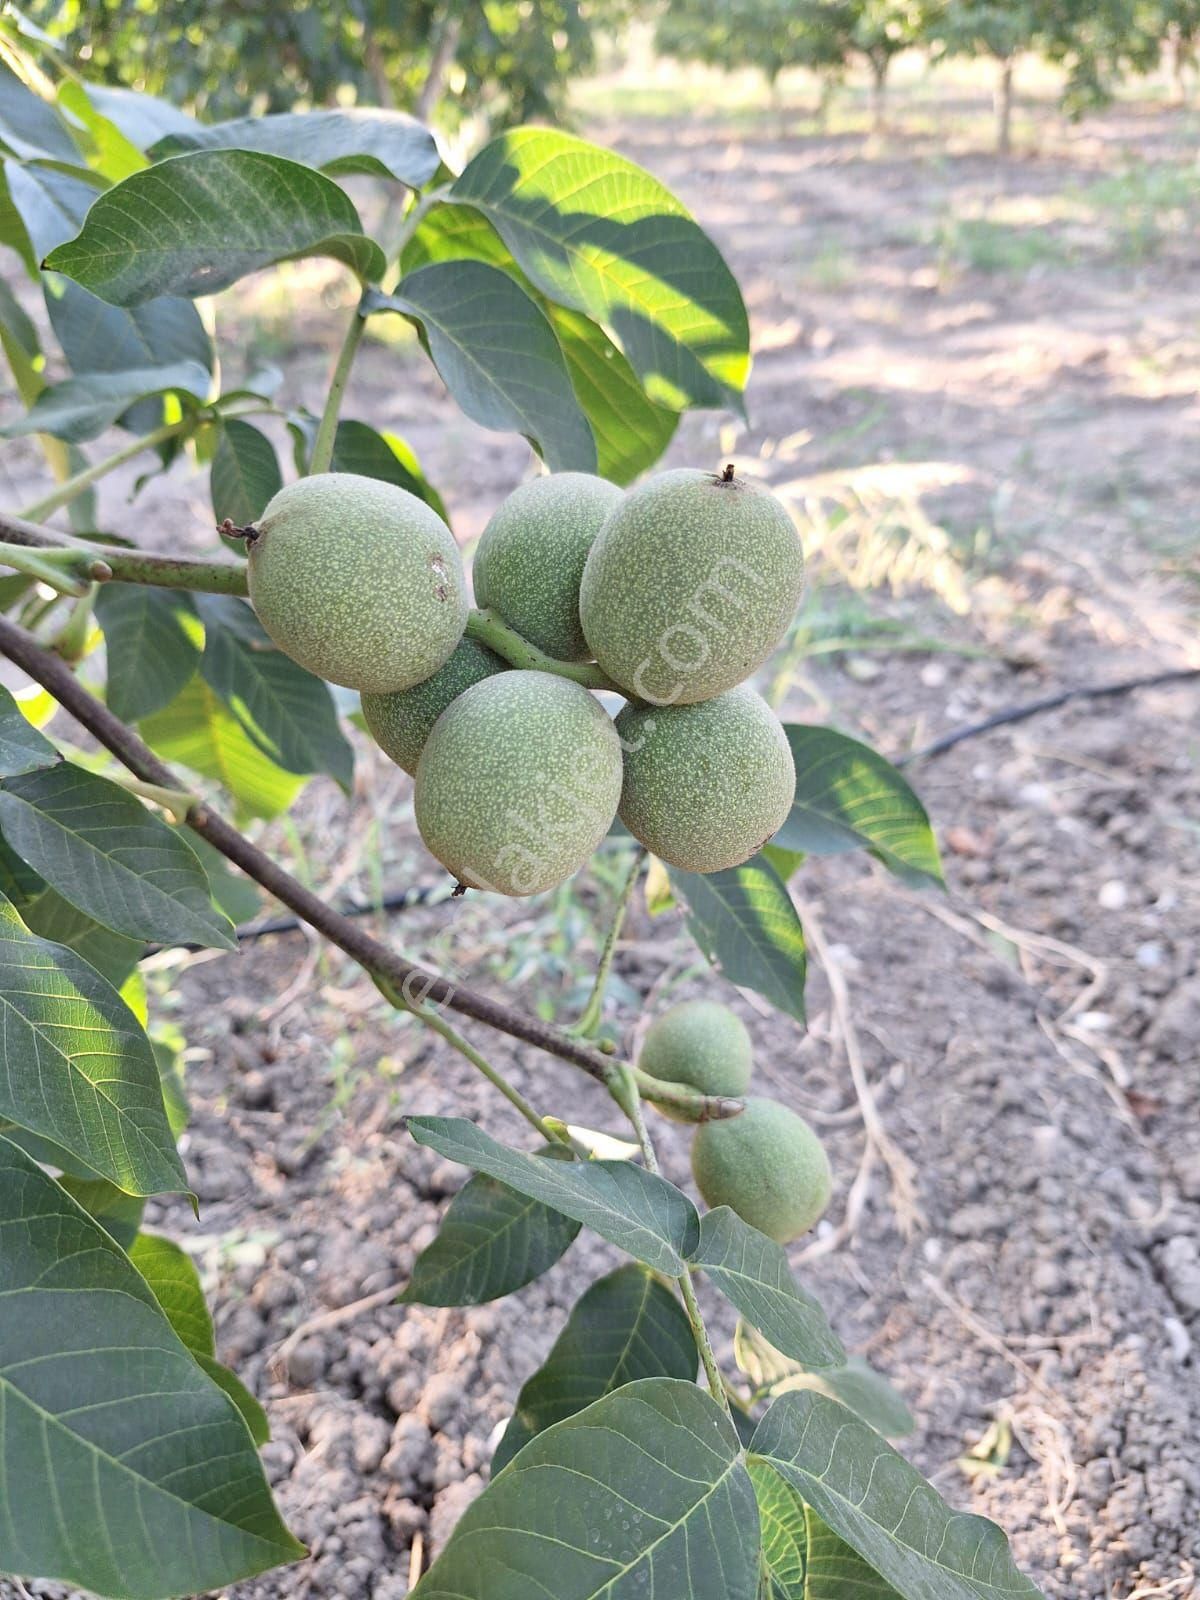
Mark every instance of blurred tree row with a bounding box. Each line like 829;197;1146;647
20;0;1200;145
656;0;1200;149
20;0;624;125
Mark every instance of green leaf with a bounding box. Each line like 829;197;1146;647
0;273;39;395
750;1391;1046;1600
19;885;143;987
44;150;386;305
57;78;146;183
748;1460;808;1600
402;1152;581;1307
1;358;210;442
491;1264;696;1473
210;416;283;525
401;200;676;484
152;1031;190;1138
0;1136;303;1598
0;762;236;948
367;261;597;472
671;855;807;1024
449;128;750;413
83;84;199;149
141;677;306;824
0;60;78;163
407;1116;700;1275
0;892;185;1196
174;826;260;925
194;594;354;791
762;842;805;882
0;683;57;777
155;108;440;188
324;418;447;522
94;583;201;723
4;160;212;380
130;1231;213;1356
0;161;38;276
804;1505;907;1599
549;303;678;484
56;1173;145;1249
414;1378;759;1600
690;1207;844;1370
735;1323;914;1439
775;727;943;889
197;1352;270;1446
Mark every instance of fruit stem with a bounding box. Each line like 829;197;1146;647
374;974;572;1149
609;1062;733;1417
308;299;367;476
570;847;644;1039
0;541;93;597
465;608;625;693
0;524;251;596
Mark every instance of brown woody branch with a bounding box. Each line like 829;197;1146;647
0;614;622;1083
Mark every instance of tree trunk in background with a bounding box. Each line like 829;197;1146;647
870;55;888;133
365;36;395;108
417;11;462;125
1167;28;1189;104
995;56;1014;155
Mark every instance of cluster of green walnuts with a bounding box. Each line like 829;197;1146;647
246;462;805;900
639;999;830;1243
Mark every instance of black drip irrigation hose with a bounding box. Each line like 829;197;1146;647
897;665;1200;767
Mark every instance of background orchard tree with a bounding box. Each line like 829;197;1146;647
21;0;627;126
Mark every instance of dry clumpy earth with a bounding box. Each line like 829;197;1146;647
2;91;1198;1600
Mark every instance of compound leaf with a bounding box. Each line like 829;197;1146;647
671;854;806;1023
450;128;750;413
94;584;201;724
367;261;596;472
749;1391;1046;1600
0;684;57;778
195;594;353;790
154;107;440;189
0;762;236;948
0;893;185;1196
691;1207;844;1370
492;1264;696;1472
414;1378;759;1600
775;727;943;889
402;1154;580;1308
0;1137;302;1597
407;1116;699;1274
44;150;385;305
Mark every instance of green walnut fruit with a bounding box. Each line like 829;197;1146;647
639;1000;752;1119
362;638;508;776
473;472;623;662
579;466;804;704
615;686;795;873
691;1096;831;1243
414;670;622;897
247;472;467;694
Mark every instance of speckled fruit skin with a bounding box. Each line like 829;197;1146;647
473;472;624;662
361;639;508;776
691;1096;831;1243
639;1000;753;1121
615;686;795;873
247;472;468;694
579;468;804;704
413;671;623;897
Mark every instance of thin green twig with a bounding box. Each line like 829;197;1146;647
374;974;569;1148
308;301;367;476
18;417;197;524
466;608;625;692
572;848;645;1039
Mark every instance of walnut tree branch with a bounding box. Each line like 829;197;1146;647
0;614;732;1104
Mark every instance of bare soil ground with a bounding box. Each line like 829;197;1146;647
3;84;1198;1600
